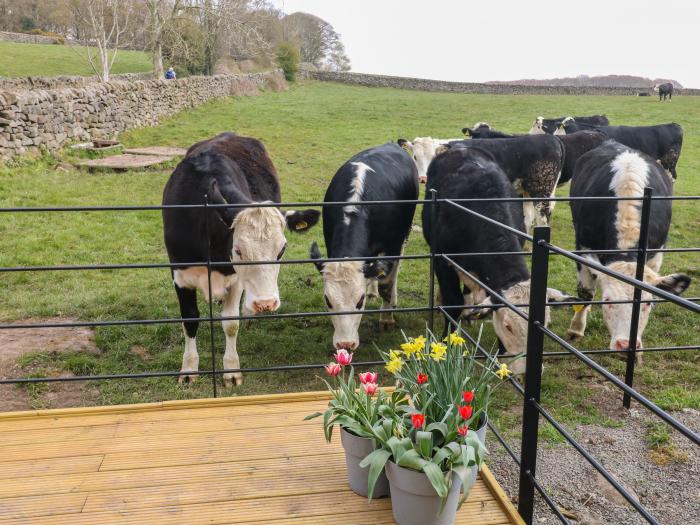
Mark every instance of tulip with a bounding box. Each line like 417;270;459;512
358;371;378;384
325;362;341;376
416;372;428;385
362;382;378;396
457;424;469;437
463;390;474;403
411;413;425;429
335;348;353;366
458;404;473;420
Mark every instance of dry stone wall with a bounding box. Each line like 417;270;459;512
0;71;286;159
0;30;60;45
301;70;700;96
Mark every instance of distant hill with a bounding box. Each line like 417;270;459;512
486;74;683;89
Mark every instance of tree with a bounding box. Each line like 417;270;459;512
327;39;350;72
144;0;187;79
281;12;338;67
276;42;299;81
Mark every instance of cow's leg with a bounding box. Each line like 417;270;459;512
175;284;200;385
435;258;464;338
567;262;596;341
222;280;244;387
522;197;537;235
647;249;664;273
379;260;401;331
367;279;379;300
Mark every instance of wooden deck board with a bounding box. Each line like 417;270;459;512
0;392;523;524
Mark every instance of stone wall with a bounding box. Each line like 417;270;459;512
0;30;60;45
0;71;287;159
301;70;700;96
0;73;154;91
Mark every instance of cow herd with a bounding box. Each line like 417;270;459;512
162;112;692;385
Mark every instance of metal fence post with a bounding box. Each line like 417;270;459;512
428;189;437;332
623;187;652;408
518;226;551;524
203;195;218;398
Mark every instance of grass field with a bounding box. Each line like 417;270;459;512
0;41;152;77
0;81;698;440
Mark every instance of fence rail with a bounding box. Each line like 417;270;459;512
1;193;698;524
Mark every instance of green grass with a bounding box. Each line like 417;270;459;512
0;82;698;433
0;41;152;77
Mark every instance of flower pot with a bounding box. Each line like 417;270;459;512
385;460;462;525
339;427;389;498
464;414;489;493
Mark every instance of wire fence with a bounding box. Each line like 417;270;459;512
1;192;699;524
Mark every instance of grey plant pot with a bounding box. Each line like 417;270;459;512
339;427;390;498
464;414;489;493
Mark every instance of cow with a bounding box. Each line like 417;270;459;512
532;115;610;135
654;83;674;101
309;143;418;351
162;132;320;386
568;140;691;359
560;120;683;180
422;146;575;374
461;122;515;139
397;137;463;184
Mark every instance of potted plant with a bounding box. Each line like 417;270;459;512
361;328;512;525
305;348;406;498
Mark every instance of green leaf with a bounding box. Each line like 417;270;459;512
416;430;433;459
303;412;323;421
426;421;448;440
396;449;428;471
421;461;449;499
359;448;391;502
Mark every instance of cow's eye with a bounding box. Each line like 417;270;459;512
356;294;366;310
324;294;333;309
276;244;287;260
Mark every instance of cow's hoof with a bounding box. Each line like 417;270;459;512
223;373;243;388
178;373;198;385
566;330;584;342
380;319;396;331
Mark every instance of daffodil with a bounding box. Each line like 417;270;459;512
401;340;419;356
444;331;466;346
429;342;447;362
386;356;404;374
495;363;512;379
388;349;402;361
414;335;427;350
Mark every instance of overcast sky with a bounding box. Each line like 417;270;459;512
272;0;699;87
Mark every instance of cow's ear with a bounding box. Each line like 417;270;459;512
286;209;320;232
435;144;449;156
462;127;473;137
398;138;413;155
206;179;237;227
363;259;393;280
546;288;581;307
653;273;691;295
463;297;494;321
309;241;325;273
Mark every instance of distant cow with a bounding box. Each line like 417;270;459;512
310;143;418;351
568;140;691;357
422;146;575;374
397;137;463;184
654;83;674;101
531;115;610;135
461;122;515;139
163;132;319;386
561;120;683;180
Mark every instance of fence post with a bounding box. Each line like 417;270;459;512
623;187;652;408
518;226;550;524
203;195;218;398
428;189;437;332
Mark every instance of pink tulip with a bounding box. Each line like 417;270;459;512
362;382;378;396
325;362;341;376
358;371;378;384
335;349;353;366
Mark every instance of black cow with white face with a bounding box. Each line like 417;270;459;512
530;115;610;135
461;122;516;139
163;132;319;386
568;140;691;358
561;120;683;180
310;143;418;351
423;146;575;374
654;83;674;101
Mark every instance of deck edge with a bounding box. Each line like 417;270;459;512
481;465;525;525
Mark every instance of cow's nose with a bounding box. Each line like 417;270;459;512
335;341;357;351
253;299;279;313
613;339;642;351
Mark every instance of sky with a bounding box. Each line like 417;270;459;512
272;0;699;87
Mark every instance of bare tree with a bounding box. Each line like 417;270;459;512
327;39;351;72
69;0;135;82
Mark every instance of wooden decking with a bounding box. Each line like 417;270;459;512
0;392;523;524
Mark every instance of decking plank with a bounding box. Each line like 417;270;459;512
0;455;104;480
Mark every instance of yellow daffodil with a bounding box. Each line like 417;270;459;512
386;356;404;374
444;331;466;346
414;335;427;350
401;340;419;356
429;342;447;362
495;363;512;379
388;349;402;361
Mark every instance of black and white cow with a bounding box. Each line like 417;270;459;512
568;140;691;357
163;132;320;386
530;115;610;135
561;120;684;180
654;83;674;101
310;143;418;351
423;146;575;374
461;122;516;139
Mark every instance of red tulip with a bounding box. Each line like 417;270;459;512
416;373;428;385
411;413;425;429
458;405;473;420
359;371;378;385
457;424;469;437
463;390;474;403
362;382;378;396
335;349;353;366
325;362;341;377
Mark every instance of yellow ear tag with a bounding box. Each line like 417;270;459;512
572;304;584;313
378;270;386;278
295;221;308;230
